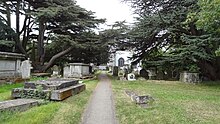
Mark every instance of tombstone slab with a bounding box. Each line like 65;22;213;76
51;83;86;100
0;99;40;112
12;78;86;101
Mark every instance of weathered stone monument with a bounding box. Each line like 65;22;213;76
12;78;86;101
147;69;156;80
51;65;59;77
21;59;32;79
113;66;119;76
0;52;25;83
180;71;200;83
63;63;90;78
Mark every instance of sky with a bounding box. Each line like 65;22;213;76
76;0;135;29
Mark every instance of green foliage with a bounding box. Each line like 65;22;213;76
124;0;220;79
197;0;220;34
0;83;24;101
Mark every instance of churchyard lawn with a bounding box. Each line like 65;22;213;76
112;78;220;124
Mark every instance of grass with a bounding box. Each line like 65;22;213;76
0;78;99;124
111;78;220;124
0;77;47;102
0;83;24;101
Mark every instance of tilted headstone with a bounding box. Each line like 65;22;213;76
21;59;32;79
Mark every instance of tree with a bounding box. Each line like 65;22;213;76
124;0;220;80
0;0;105;72
27;0;105;71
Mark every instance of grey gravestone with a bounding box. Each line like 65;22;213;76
113;66;119;76
148;69;156;80
51;65;59;76
21;59;32;79
63;66;70;78
180;71;200;83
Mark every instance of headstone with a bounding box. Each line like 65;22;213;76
21;59;32;79
157;71;164;80
148;69;156;80
113;66;118;76
63;66;70;78
139;69;148;79
89;66;93;74
51;65;59;77
127;73;136;81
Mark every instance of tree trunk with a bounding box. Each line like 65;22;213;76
37;20;46;65
41;47;74;72
14;0;27;57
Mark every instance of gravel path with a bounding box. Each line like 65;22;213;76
81;73;118;124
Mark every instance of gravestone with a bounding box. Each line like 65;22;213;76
148;69;156;80
156;71;164;80
113;66;118;76
127;73;136;81
139;69;148;79
12;78;86;101
51;65;59;77
63;66;70;78
21;59;32;79
180;71;200;83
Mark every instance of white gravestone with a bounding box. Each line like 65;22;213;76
127;73;136;81
21;59;32;79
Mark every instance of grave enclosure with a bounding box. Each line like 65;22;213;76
64;63;90;78
12;78;86;101
0;52;25;83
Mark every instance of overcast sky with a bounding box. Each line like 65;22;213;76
76;0;135;29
